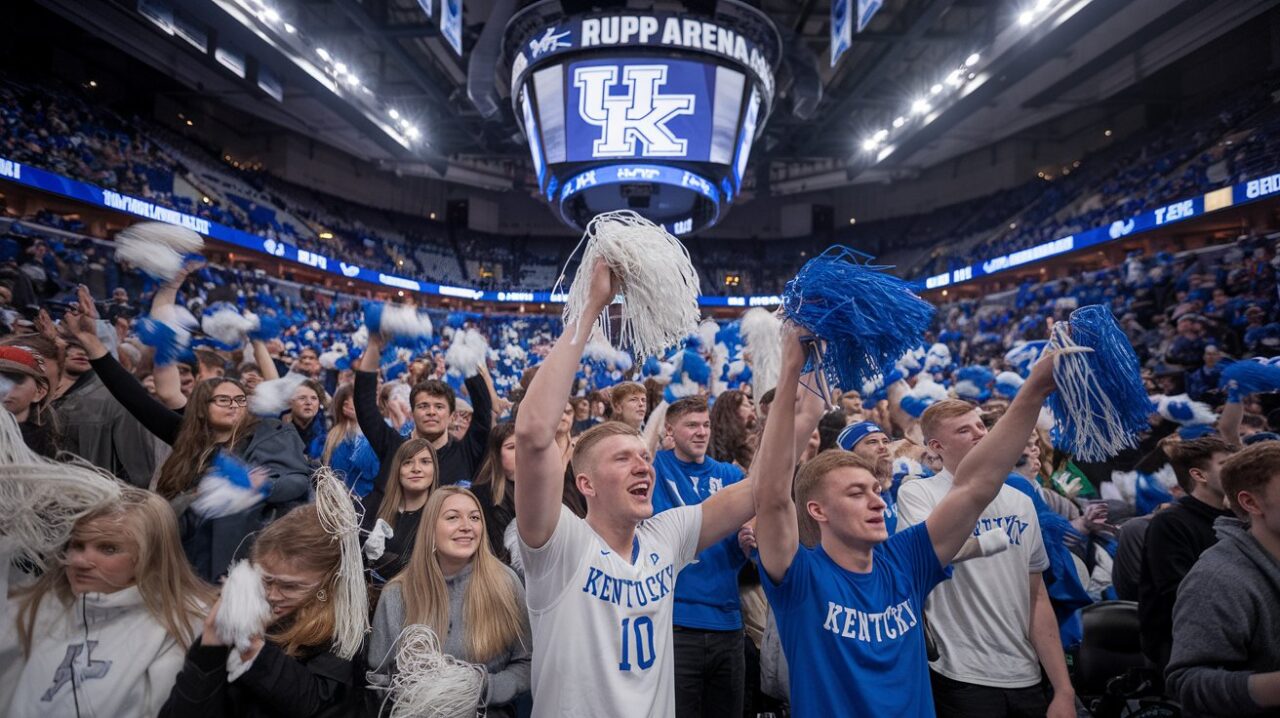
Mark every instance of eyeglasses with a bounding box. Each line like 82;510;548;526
261;573;321;598
210;395;249;407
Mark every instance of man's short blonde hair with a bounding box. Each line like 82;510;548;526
920;399;979;443
794;450;879;540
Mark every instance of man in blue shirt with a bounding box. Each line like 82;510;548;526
651;396;750;718
753;326;1058;717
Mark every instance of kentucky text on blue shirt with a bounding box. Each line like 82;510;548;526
822;598;921;643
581;564;676;608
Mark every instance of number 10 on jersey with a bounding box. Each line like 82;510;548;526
618;616;655;671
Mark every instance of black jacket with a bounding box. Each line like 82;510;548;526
159;639;360;718
353;370;492;497
1138;495;1235;668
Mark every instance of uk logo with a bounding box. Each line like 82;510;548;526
529;26;572;58
574;65;695;158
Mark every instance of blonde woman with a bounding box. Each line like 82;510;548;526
368;486;531;717
160;504;361;717
0;488;213;718
361;437;439;582
322;383;378;497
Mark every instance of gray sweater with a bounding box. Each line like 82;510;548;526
368;562;531;708
1166;517;1280;717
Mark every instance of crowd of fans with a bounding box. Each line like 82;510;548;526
6;74;1280;297
0;174;1278;717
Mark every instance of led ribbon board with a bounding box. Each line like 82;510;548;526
504;2;781;235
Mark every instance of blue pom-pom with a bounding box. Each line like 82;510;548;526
1047;305;1150;462
642;355;663;377
249;312;281;342
210;452;257;492
362;301;386;334
677;349;711;386
954;366;995;402
782;247;935;392
1220;360;1280;401
135;316;189;366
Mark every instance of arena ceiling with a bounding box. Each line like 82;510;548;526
33;0;1280;194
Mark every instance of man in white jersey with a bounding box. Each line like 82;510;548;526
514;261;758;718
753;326;1059;717
896;399;1074;718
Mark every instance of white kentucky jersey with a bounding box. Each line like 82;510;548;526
519;504;702;717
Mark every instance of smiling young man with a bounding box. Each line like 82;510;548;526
754;327;1059;717
514;261;758;718
354;330;492;503
651;396;750;718
895;398;1072;718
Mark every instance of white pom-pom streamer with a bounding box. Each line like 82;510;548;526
116;237;184;281
363;518;393;561
249;372;309;417
740;308;781;395
445;329;488;379
190;465;267;520
312;467;369;661
558;210;700;360
319;345;349;370
352;325;369;348
119;221;205;254
202;306;256;348
378;305;435;339
216;560;271;653
384;625;487;718
0;411;123;571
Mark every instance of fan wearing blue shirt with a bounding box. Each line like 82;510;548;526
837;421;898;534
651;396;750;718
753;326;1059;717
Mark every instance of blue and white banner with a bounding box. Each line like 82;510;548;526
831;0;852;67
857;0;883;32
440;0;463;55
564;58;715;163
2;154;1278;303
415;0;432;19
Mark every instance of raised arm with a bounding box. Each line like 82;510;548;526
925;352;1056;565
753;326;807;583
253;339;280;381
353;332;396;457
1218;395;1243;448
515;260;615;549
151;262;199;410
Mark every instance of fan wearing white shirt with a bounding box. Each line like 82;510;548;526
513;260;758;718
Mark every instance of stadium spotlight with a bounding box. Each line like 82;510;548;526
284;23;296;33
911;98;931;115
861;137;879;152
345;74;360;88
965;53;980;67
405;125;421;140
876;145;895;162
892;116;906;128
334;62;348;75
1018;10;1035;25
945;69;964;87
873;129;889;142
263;7;280;22
389;109;400;120
317;48;331;62
930;84;943;95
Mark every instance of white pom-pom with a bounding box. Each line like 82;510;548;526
319;345;348;370
202;305;256;348
1153;393;1217;426
119;221;205;254
352;325;369;348
502;344;527;362
924;342;952;372
378;305;434;339
697;319;718;351
190;463;267;519
116;237;184;281
740;308;781;395
311;467;369;660
363;518;393;561
0;411;124;571
385;626;487;718
559;210;701;360
976;529;1010;557
446;329;488;379
216;560;271;652
249;373;309;416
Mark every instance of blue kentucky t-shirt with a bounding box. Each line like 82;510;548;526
760;522;951;717
651;450;747;630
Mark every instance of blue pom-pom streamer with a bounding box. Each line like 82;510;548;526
1047;305;1150;462
248;312;281;342
1220;360;1280;401
781;246;935;392
954;366;995;402
135;315;189;366
677;349;711;386
362;301;386;334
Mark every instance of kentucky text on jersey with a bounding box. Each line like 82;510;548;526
972;514;1030;544
821;599;920;643
582;564;677;607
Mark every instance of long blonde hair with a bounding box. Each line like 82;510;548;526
390;487;526;664
376;438;440;526
252;504;341;657
321;383;359;465
16;487;214;654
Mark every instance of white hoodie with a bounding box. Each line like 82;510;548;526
0;585;196;718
